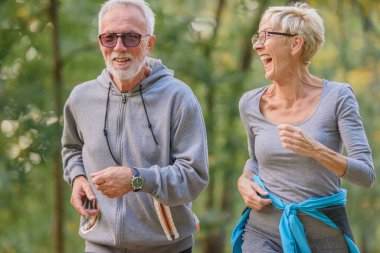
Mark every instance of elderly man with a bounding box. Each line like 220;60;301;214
61;1;208;252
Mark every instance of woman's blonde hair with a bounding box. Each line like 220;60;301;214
261;2;325;64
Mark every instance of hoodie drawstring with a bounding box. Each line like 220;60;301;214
103;82;159;165
103;82;121;165
139;85;159;146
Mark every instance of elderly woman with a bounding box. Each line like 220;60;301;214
231;2;375;253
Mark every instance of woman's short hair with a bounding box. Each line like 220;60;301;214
261;2;325;64
98;0;155;35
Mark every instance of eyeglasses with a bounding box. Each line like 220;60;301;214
251;31;296;45
98;32;150;48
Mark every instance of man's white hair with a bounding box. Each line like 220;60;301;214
98;0;155;35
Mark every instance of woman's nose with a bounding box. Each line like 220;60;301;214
253;41;263;51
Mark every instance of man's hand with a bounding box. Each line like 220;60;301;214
238;172;272;210
91;167;133;198
71;176;99;218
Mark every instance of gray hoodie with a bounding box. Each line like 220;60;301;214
61;58;209;252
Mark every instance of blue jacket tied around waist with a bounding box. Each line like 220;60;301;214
231;176;359;253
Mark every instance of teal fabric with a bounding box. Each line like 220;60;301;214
231;176;360;253
231;207;250;253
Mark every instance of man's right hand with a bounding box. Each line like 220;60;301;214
71;176;99;218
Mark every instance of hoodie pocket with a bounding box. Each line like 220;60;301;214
79;198;100;235
153;198;179;241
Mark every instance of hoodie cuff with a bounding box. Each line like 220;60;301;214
137;167;158;196
68;166;86;187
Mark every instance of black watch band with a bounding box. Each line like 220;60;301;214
130;168;144;192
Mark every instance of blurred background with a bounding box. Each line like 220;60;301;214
0;0;379;252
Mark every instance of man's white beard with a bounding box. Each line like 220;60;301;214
106;52;145;81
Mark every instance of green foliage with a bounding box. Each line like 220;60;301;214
0;0;379;252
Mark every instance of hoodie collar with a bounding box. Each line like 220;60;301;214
97;57;174;96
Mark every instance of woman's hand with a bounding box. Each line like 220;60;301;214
238;171;272;210
277;124;348;176
277;124;318;157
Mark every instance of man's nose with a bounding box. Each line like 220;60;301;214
113;37;127;51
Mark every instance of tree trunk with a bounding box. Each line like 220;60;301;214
202;0;226;252
48;0;64;252
361;230;367;253
240;1;270;72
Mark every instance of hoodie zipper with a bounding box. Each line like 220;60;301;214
115;94;127;247
122;93;127;104
115;198;123;247
115;94;126;165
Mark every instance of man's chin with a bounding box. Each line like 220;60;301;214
107;61;145;81
109;69;137;81
114;74;136;81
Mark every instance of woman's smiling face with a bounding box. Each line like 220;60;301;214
253;20;294;82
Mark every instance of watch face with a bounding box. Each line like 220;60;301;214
133;177;144;189
131;168;144;191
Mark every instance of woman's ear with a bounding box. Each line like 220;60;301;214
291;36;304;55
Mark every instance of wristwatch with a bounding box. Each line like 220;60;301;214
130;168;144;192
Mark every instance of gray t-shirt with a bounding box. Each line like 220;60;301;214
239;80;375;204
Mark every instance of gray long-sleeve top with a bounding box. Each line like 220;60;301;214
239;80;375;204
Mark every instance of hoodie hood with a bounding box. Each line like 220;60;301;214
97;57;174;96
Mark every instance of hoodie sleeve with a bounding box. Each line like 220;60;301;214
138;91;209;206
61;93;86;186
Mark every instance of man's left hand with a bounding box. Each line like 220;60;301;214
91;167;133;198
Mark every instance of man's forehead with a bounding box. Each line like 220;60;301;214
102;4;145;21
101;5;147;32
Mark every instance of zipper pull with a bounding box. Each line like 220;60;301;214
122;94;126;104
